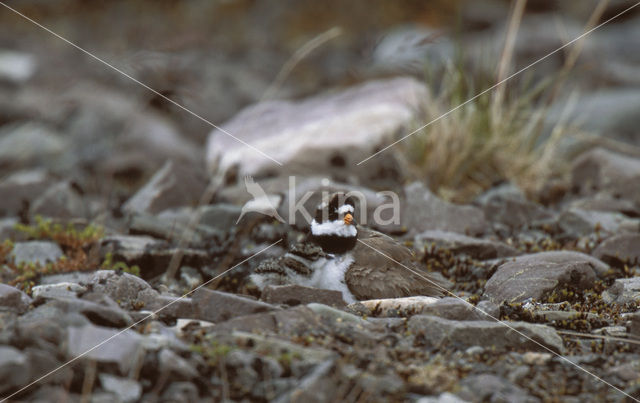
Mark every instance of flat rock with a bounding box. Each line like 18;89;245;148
0;50;37;83
484;251;607;303
81;270;159;309
0;284;32;314
192;288;279;323
67;323;145;374
602;278;640;304
407;315;564;353
402;182;486;236
11;241;63;267
123;159;208;215
31;282;87;300
475;183;551;230
29;181;88;220
0;169;51;217
47;295;133;328
99;373;142;403
571;148;640;205
558;208;637;238
0;345;31;395
414;230;519;260
458;374;536;403
261;284;346;308
0;122;66;167
592;233;640;267
206;77;426;187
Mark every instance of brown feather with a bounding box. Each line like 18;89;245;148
346;227;448;300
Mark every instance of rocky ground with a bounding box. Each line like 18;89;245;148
1;1;640;402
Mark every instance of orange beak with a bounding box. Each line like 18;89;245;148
343;213;354;226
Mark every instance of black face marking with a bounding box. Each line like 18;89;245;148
309;233;358;254
314;193;357;224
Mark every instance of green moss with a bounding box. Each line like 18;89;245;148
101;252;141;277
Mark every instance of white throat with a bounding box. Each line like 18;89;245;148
311;219;357;237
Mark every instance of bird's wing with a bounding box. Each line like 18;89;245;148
346;230;447;300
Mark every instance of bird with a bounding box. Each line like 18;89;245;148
236;176;286;224
251;192;449;303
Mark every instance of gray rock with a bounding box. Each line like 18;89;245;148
592;234;640;267
192;288;278;323
414;230;519;260
158;348;198;380
475;183;551;230
67;323;144;374
99;374;142;403
416;392;470;403
629;312;640;337
458;374;537;403
261;284;346;308
123;159;208;215
81;270;159;309
38;271;95;285
0;283;32;313
0;217;19;240
571;148;640;205
476;300;500;319
0;346;31;395
206;77;426;188
197;203;244;233
0;50;37;83
0;123;66;168
29;181;87;219
602;278;640;304
414;297;489;321
31;282;87;300
407;315;564;353
568;194;640;217
12;241;63;267
0;169;51;217
402;182;486;236
161;381;199;402
558;208;637;238
484;251;607;303
43;295;133;328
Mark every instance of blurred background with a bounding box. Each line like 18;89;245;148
1;0;639;215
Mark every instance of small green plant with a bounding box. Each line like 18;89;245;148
101;252;141;277
14;216;104;248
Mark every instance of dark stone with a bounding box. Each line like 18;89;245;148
191;288;279;323
261;284;346;308
414;230;519;260
484;251;607;303
592;233;640;267
0;283;32;314
402;182;487;236
407;315;564;353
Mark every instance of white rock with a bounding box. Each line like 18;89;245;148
0;50;37;83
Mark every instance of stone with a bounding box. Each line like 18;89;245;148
414;230;519;260
0;122;66;168
0;346;31;395
67;323;144;374
158;348;198;380
475;183;551;230
629;312;640;338
592;234;640;267
458;374;536;403
122;159;208;215
484;251;607;303
47;296;133;328
602;278;640;304
571;148;640;205
402;182;486;236
197;204;244;233
0;50;37;84
11;241;63;267
0;169;51;217
99;374;142;403
558;208;637;238
206;77;427;188
568;194;640;217
0;283;32;314
31;282;87;300
348;296;439;318
29;181;88;220
161;381;200;402
192;288;278;323
416;392;470;403
81;270;160;309
407;315;564;353
261;284;346;308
